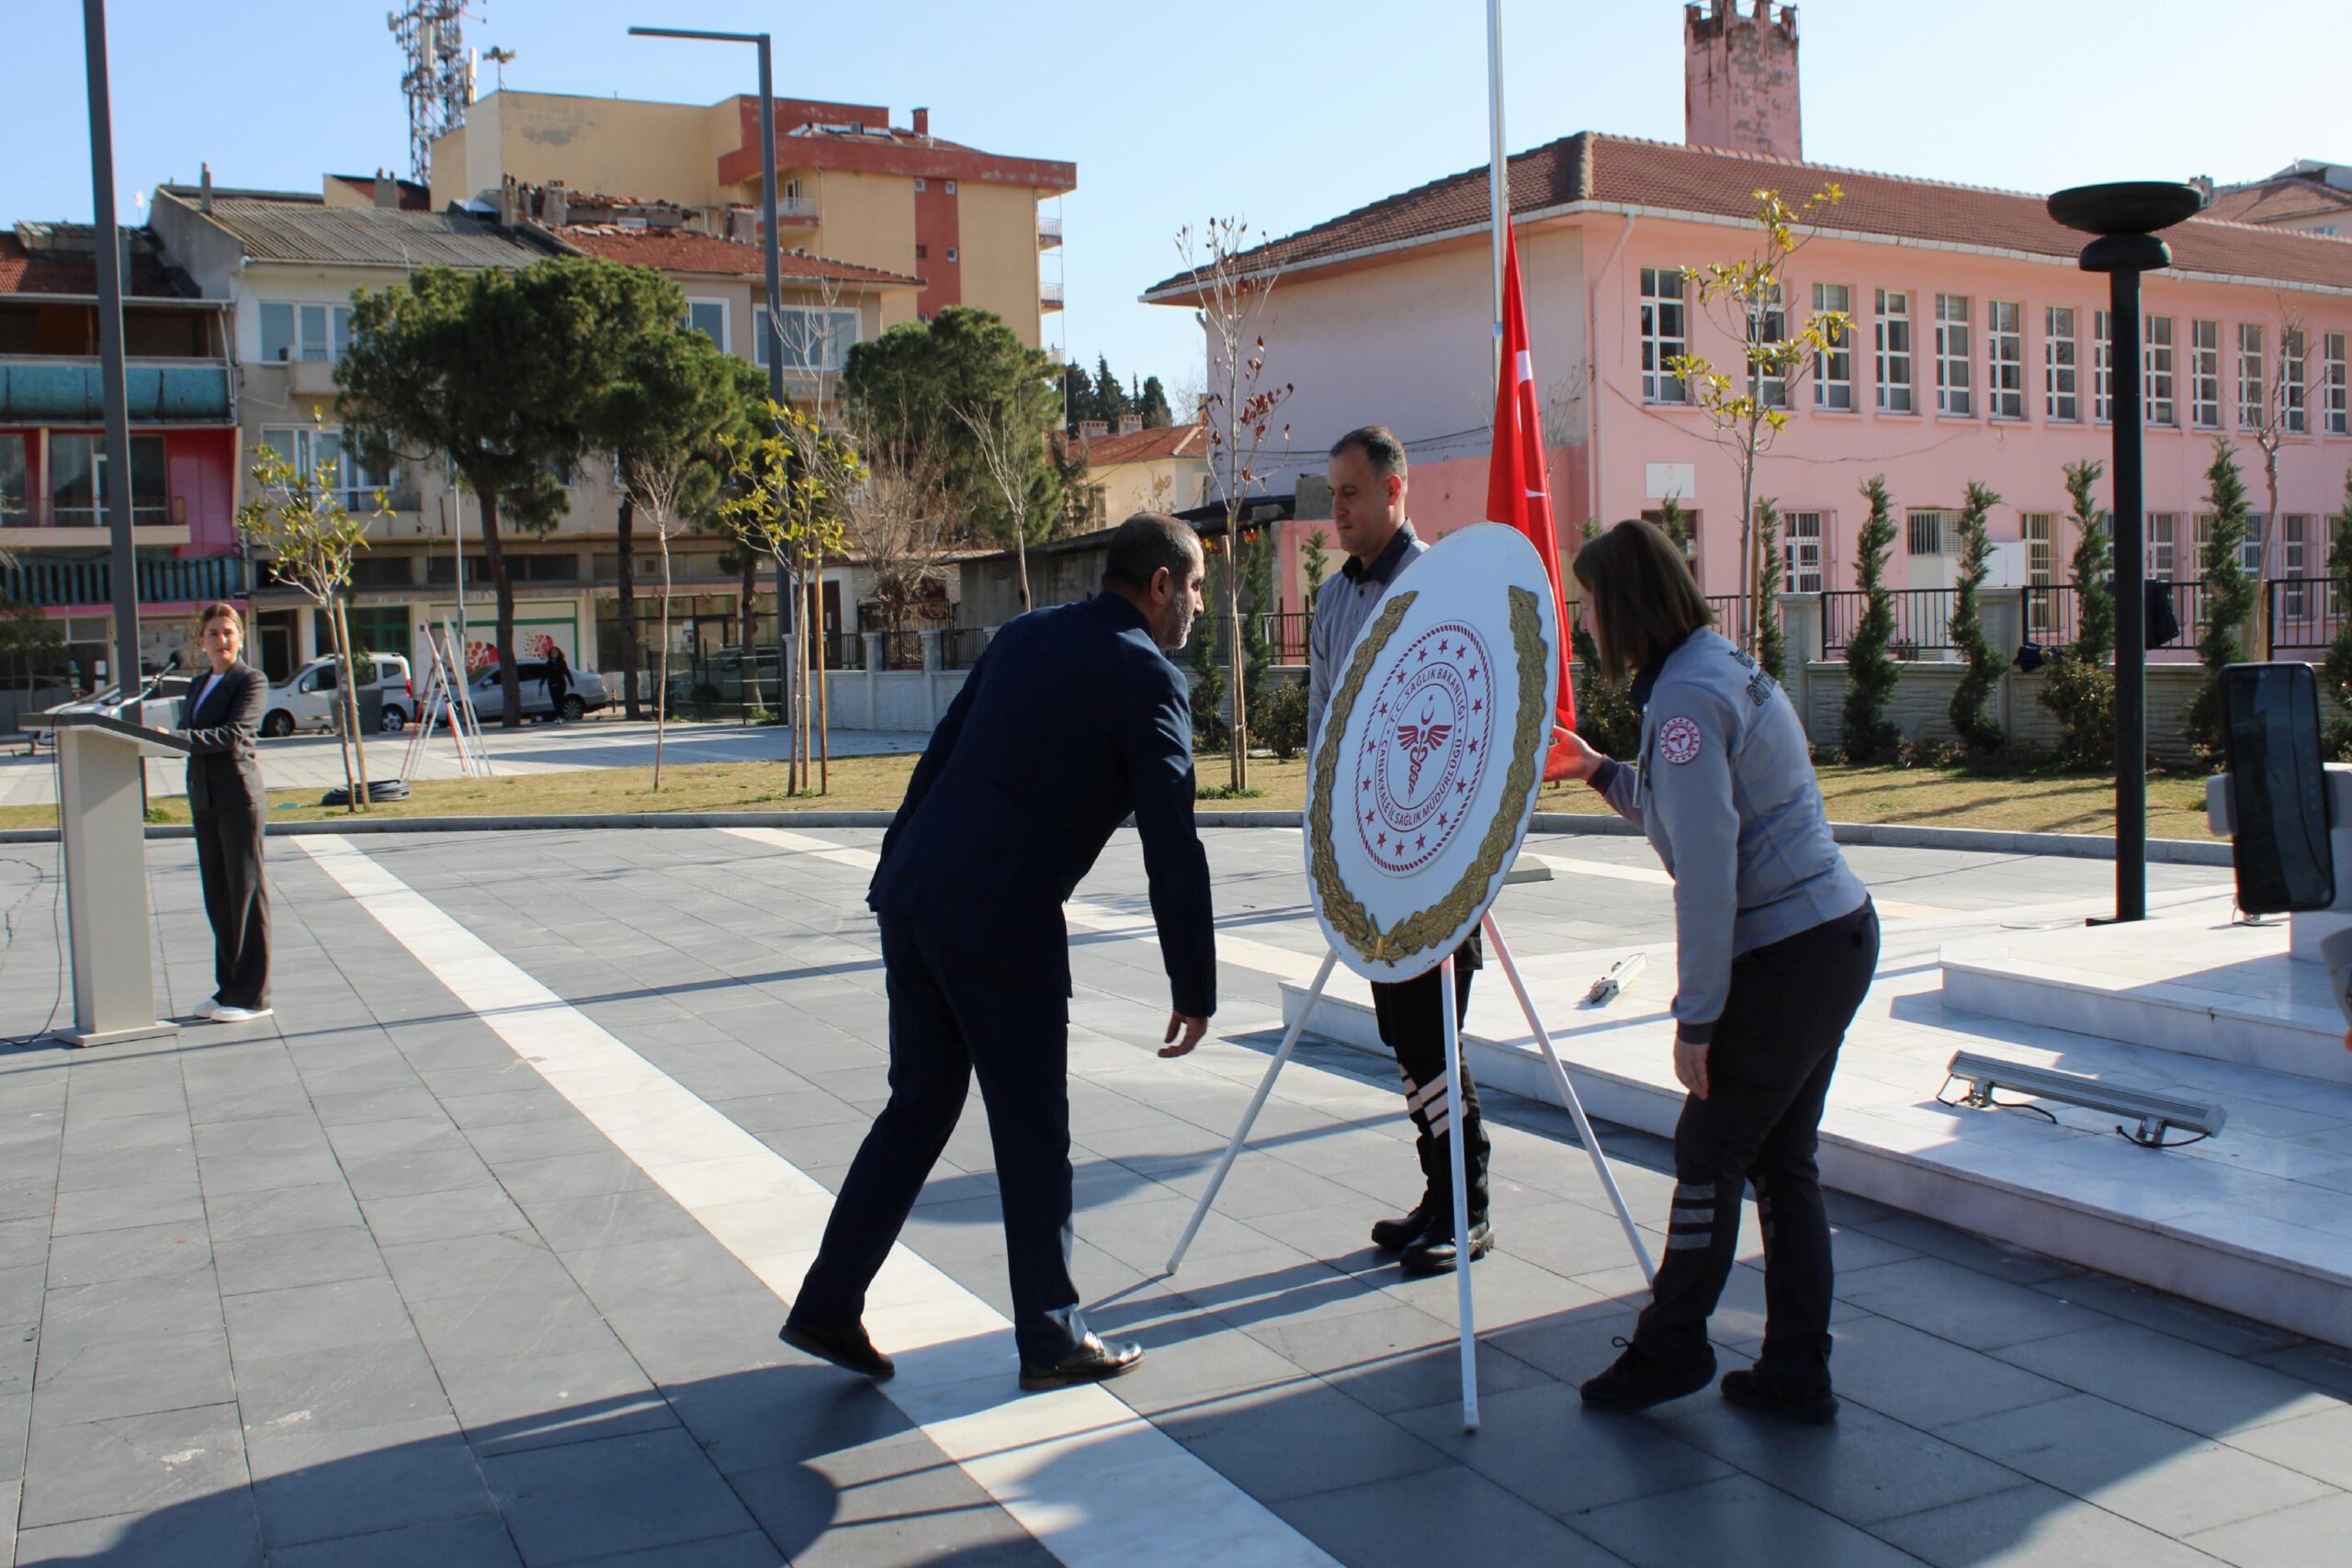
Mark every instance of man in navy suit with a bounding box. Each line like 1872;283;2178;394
785;513;1216;1391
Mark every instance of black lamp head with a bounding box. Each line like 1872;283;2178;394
2048;182;2203;238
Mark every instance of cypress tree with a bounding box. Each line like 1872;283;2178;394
1842;476;1901;761
2184;438;2256;765
1946;479;2005;754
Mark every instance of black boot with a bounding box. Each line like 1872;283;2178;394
1721;1365;1838;1424
1398;1206;1492;1276
1373;1134;1443;1250
1580;1337;1714;1411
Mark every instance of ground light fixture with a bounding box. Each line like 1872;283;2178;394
1943;1050;2226;1149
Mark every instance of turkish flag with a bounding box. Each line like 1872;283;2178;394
1484;226;1577;778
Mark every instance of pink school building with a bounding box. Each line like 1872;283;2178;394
1148;3;2352;645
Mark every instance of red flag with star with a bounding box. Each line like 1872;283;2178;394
1484;226;1577;778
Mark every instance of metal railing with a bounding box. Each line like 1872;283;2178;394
1821;589;1964;658
0;553;245;608
941;626;989;670
2267;578;2347;651
1039;279;1066;307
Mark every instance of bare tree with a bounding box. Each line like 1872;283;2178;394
842;406;960;649
2241;308;2312;659
956;400;1043;615
1176;216;1294;791
611;446;701;793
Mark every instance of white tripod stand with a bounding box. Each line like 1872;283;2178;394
1167;898;1656;1432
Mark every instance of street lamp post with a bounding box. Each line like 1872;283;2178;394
629;25;787;714
82;0;142;705
2049;181;2203;925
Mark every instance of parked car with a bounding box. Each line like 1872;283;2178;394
665;647;780;713
260;654;414;738
428;660;611;724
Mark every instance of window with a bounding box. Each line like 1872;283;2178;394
2144;315;2176;426
2197;512;2265;578
2283;328;2308;434
2094;310;2114;422
46;434;168;526
1987;300;2024;419
1749;282;1788;408
2192;320;2222;428
944;246;958;264
2044;306;2079;421
1812;284;1852;410
2024;513;2056;636
1639;267;1687;402
0;434;24;526
1875;288;1914;412
1934;295;1971;415
2146;513;2177;580
260;423;387;511
912;177;925;192
2283;513;2313;618
915;243;928;260
1782;511;1825;592
753;305;861;371
944;180;956;196
1907;508;1958;558
259;301;353;364
2240;323;2266;427
2327;333;2348;435
684;299;727;350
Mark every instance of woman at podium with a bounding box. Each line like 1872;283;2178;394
181;603;271;1022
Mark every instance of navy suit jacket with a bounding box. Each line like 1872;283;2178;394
868;593;1216;1018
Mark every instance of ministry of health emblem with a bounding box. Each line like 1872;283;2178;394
1354;623;1495;875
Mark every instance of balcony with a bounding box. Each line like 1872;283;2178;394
0;553;246;610
1040;278;1065;311
0;359;232;423
1038;215;1063;250
775;195;820;226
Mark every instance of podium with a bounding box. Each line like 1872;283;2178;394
50;709;191;1048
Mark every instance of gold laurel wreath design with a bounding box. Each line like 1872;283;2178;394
1309;585;1548;967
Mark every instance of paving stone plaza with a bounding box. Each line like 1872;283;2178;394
0;822;2346;1565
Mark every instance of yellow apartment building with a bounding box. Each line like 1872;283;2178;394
430;90;1073;346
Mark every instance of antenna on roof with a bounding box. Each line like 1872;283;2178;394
483;46;515;90
388;0;477;186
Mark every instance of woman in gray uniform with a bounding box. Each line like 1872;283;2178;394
1558;520;1877;1423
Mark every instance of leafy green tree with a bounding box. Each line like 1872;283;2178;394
1061;360;1095;433
1947;479;2005;755
2322;468;2352;757
340;257;679;726
2185;438;2257;764
1240;523;1276;744
845;307;1059;554
1652;492;1691;552
1753;498;1786;684
1842;475;1901;762
1301;525;1330;600
2040;459;2114;768
1188;544;1229;750
1094;355;1131;428
1138;375;1173;429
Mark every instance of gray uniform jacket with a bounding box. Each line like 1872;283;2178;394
1589;628;1866;1043
1307;522;1425;754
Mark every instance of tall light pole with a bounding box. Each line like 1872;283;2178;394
2050;181;2202;925
82;0;142;704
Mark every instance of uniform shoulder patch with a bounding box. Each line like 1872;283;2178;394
1658;715;1704;765
1745;667;1777;708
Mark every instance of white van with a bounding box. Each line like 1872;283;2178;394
260;654;414;737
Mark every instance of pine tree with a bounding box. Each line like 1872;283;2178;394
1842;476;1901;762
1754;498;1786;683
1947;479;2005;755
2322;468;2352;757
1137;375;1173;429
1094;355;1132;427
1570;520;1642;757
1652;492;1691;552
1188;539;1229;748
2039;459;2114;768
2184;437;2256;765
1061;361;1093;434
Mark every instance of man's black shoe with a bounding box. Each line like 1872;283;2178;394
1397;1213;1492;1277
780;1318;894;1380
1579;1337;1714;1411
1371;1194;1436;1252
1018;1334;1143;1392
1721;1366;1838;1424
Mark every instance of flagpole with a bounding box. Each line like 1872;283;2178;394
1486;0;1509;376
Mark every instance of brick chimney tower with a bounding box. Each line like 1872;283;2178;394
1684;1;1801;162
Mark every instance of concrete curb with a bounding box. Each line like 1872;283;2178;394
0;806;2228;865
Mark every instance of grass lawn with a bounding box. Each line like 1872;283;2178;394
0;751;2217;840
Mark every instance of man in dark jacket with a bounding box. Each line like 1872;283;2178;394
785;513;1216;1391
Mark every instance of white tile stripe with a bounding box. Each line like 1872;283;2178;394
296;833;1335;1568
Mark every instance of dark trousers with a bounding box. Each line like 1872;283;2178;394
192;807;268;1010
795;912;1087;1366
1634;900;1880;1380
1371;932;1487;1221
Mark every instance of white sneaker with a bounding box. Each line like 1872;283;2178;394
194;998;223;1021
209;1005;273;1023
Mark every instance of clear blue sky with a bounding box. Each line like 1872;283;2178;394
13;0;2347;397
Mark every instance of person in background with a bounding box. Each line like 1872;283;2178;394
544;644;573;720
180;603;272;1023
1559;520;1877;1424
